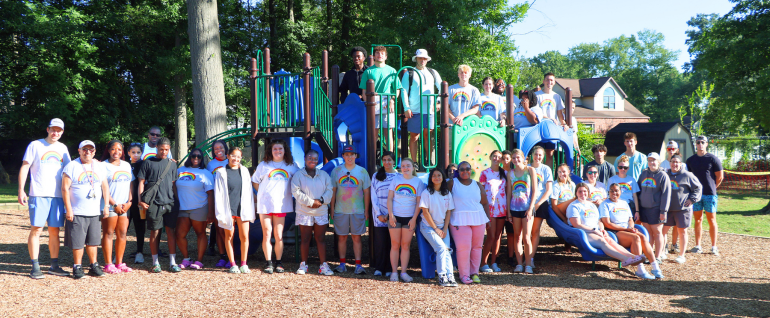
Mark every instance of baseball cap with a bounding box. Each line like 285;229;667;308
79;140;95;149
696;135;708;143
647;152;660;161
49;118;65;129
412;49;432;62
667;140;678;149
342;145;357;155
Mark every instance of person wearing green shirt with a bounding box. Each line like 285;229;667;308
360;46;402;150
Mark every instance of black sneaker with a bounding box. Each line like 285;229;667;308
89;264;105;277
263;262;274;274
275;262;285;273
48;266;70;277
30;268;44;279
72;266;85;279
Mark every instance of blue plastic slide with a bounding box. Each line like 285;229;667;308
545;206;617;262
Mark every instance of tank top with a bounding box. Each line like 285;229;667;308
509;167;532;211
450;178;489;226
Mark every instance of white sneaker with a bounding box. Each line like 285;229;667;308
318;263;334;276
674;255;686;264
690;245;703;254
296;262;308;275
134;253;144;264
659;253;668;261
711;246;720;256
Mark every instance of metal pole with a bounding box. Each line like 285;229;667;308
440;81;450;169
322;50;329;97
303;53;312;152
566;87;573;128
365;79;377;266
250;57;259;162
506;84;515;150
331;65;340;157
367;55;374;67
264;48;272;126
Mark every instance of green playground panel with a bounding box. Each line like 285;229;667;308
452;115;506;181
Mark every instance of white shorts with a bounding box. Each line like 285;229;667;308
295;213;329;226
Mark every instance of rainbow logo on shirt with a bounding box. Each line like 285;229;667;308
670;180;680;190
512;180;528;192
481;101;497;111
584;207;597;218
142;153;156;160
613;206;631;214
112;171;132;182
268;169;289;180
536;173;543;184
178;172;196;181
618;182;633;192
590;190;604;201
339;175;360;187
40;151;63;164
641;178;657;188
558;190;573;201
540;99;555;109
76;171;99;183
452;91;469;102
513;111;525;117
395;184;416;196
212;166;224;175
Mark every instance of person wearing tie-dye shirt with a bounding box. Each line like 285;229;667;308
447;65;481;126
330;145;371;274
479;150;507;273
505;149;538;274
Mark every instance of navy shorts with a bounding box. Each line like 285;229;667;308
407;113;435;133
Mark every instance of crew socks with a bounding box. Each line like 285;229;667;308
152;254;160;266
169;254;177;266
635;265;646;275
241;261;247;266
31;259;40;272
355;260;362;265
339;258;346;267
231;261;238;267
51;258;60;269
651;261;660;272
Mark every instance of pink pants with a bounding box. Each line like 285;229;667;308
450;224;485;279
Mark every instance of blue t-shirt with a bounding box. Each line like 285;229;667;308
478;93;506;121
599;199;633;229
448;84;481;118
176;167;214;211
614;151;647;182
607;175;640;204
566;200;600;229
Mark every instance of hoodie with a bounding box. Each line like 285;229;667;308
290;167;333;217
667;170;702;212
638;168;671;214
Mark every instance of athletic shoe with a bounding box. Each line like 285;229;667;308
169;265;181;273
355;265;367;275
297;262;308;275
480;264;493;273
334;264;347;273
30;268;44;279
460;275;473;284
671;244;680;254
447;275;459;287
134;253;144;264
319;263;334;276
385;272;392;276
103;263;120;274
215;259;228;268
711;246;720;256
239;265;251;274
513;265;524;273
89;264;105;277
263;262;274;274
389;272;399;282
635;270;655;280
400;272;413;283
658;253;668;261
47;267;69;277
622;255;645;267
117;263;133;273
72;266;85;279
491;263;502;272
228;265;240;274
471;274;481;283
190;261;204;270
373;270;383;276
438;275;451;287
674;255;686;264
690;246;703;254
275;262;285;273
179;259;192;269
651;269;665;279
524;266;534;274
151;264;162;273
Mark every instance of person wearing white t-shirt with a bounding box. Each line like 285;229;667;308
370;151;399;276
62;140;111;279
100;140;135;274
141;126;173;161
386;158;426;283
18;118;72;279
447;65;482;127
401;49;443;165
584;165;607;206
479;76;512;126
536;72;566;168
251;139;299;274
418;168;457;287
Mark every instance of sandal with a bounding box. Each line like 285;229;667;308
189;261;204;270
117;263;133;273
103;263;120;274
179;259;192;269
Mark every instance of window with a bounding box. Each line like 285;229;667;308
603;87;615;109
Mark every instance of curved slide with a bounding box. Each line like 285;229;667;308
321;93;369;174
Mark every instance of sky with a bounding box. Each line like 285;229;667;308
510;0;735;70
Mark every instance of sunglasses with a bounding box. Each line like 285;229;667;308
586;171;598;175
81;148;96;153
149;133;161;137
667;148;677;151
618;166;629;170
189;154;203;159
696;141;706;144
458;168;472;172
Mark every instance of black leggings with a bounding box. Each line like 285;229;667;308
128;207;146;253
372;226;391;273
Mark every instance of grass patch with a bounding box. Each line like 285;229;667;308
0;183;23;204
705;190;770;238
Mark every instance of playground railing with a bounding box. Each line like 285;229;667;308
312;66;334;144
178;127;253;165
254;71;306;130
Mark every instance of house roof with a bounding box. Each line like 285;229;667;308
556;77;628;99
604;122;687;155
573;100;649;119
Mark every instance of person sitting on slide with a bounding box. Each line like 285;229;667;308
551;163;576;222
600;183;663;279
567;183;645;268
583;165;607;206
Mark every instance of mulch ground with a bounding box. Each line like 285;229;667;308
0;208;768;317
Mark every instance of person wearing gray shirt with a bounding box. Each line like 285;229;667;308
637;152;671;263
663;155;702;264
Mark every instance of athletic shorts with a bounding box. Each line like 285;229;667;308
534;204;549;219
296;213;329;226
665;210;692;228
375;113;396;129
407;113;435;133
260;212;287;217
65;215;101;249
388;215;413;229
29;197;66;228
334;213;366;235
693;195;718;213
639;207;665;225
509;210;528;219
107;204;130;218
178;204;209;222
147;204;177;230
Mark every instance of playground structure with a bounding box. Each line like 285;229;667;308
186;46;597;270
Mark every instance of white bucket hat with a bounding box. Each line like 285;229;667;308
412;49;432;62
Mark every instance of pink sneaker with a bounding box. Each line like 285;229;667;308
179;259;193;269
103;263;120;274
189;261;204;269
460;275;473;285
117;263;133;273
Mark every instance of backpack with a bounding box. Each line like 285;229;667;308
404;67;439;95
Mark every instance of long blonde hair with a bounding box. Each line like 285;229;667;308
557;163;574;186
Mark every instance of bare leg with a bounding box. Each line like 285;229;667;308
481;219;498;266
490;218;505;265
72;249;84;266
115;216;130;264
522;217;534;266
165;226;177;255
338;234;349;264
705;212;718;247
260;215;273;261
530;217;545;257
237;219;250;263
175;217;192;259
272;216;285;261
692;210;704;247
86;245;98;264
512;218;524;265
191;220;208;261
28;226;43;260
47;227;61;259
388;228;401;273
398;229;413;273
223;228;235;264
314;224;328;263
300;225;313;263
677;226;688;257
352;234;363;263
101;216;117;264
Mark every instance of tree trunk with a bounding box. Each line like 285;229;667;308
187;0;228;146
288;0;295;23
326;0;332;52
173;36;188;160
762;200;770;214
340;0;351;69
